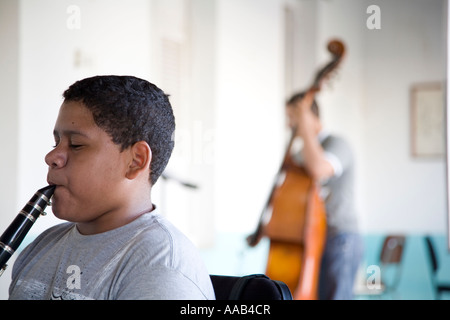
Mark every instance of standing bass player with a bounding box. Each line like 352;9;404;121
286;90;363;300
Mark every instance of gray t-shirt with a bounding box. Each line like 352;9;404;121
8;209;215;300
292;131;359;235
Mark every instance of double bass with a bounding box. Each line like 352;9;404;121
247;39;345;300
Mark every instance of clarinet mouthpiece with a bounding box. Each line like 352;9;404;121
38;185;56;201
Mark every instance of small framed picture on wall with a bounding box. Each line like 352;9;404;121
410;82;445;158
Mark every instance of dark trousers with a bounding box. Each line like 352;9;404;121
318;232;364;300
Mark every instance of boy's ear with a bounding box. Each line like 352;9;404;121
126;141;152;180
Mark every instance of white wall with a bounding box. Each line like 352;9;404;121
0;0;20;301
358;0;447;233
213;0;286;233
0;0;19;228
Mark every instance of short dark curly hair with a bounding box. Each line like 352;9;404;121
63;75;175;185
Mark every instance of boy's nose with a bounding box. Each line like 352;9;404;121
45;147;67;168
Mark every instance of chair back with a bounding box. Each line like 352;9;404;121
210;274;292;300
378;235;406;292
424;235;439;273
380;235;405;264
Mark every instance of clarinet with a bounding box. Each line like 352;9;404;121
0;185;55;276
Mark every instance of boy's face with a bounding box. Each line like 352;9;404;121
45;101;130;223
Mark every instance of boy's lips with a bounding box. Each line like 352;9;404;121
47;180;62;188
